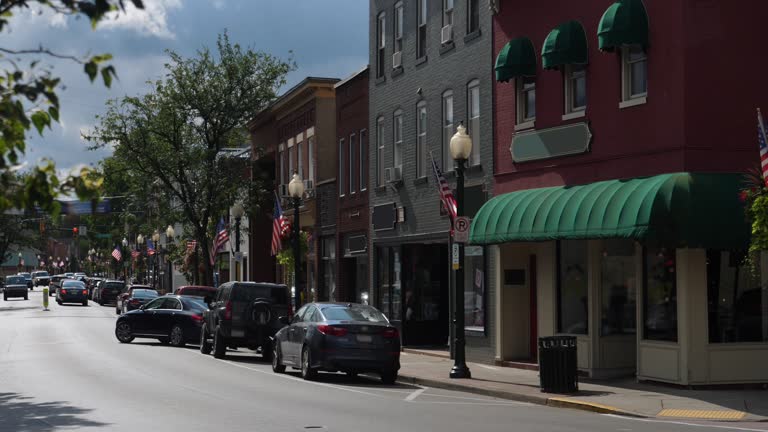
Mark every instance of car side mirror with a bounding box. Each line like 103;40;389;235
278;316;289;326
139;304;146;311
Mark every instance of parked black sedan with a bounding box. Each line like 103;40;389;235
115;295;207;347
272;303;400;384
4;275;29;301
56;280;88;306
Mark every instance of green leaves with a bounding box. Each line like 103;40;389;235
30;111;51;135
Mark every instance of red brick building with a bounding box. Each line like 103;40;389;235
473;0;768;384
334;67;370;304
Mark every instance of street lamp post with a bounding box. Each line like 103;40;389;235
231;203;245;282
288;173;305;311
166;225;175;294
137;234;145;284
152;231;160;289
17;252;22;272
122;237;128;281
449;123;472;379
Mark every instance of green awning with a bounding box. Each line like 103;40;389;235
469;172;750;249
541;20;588;70
495;37;537;83
598;0;650;51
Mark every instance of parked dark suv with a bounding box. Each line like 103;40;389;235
97;280;125;306
200;282;290;360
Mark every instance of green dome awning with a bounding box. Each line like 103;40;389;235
495;37;537;83
541;20;588;70
469;172;750;250
598;0;650;51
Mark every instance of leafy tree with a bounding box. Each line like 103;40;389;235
0;0;144;214
87;33;294;285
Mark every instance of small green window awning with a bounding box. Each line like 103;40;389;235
495;37;537;83
598;0;650;51
541;20;588;70
469;172;750;250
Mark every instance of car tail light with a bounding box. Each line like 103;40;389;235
129;299;140;305
382;327;399;339
317;325;348;337
224;301;232;320
190;314;203;323
82;290;88;295
61;289;67;294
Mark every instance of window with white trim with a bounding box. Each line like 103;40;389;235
467;0;479;34
393;110;403;172
416;101;427;178
394;2;404;55
622;46;647;101
360;129;367;191
443;0;454;27
564;64;587;114
308;136;315;184
417;0;427;58
288;146;295;178
376;117;385;186
297;140;304;179
442;90;454;171
516;77;536;124
349;133;356;194
338;138;345;196
279;149;286;185
377;12;386;78
467;80;480;166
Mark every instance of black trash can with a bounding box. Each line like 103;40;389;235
538;336;578;393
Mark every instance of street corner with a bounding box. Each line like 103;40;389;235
546;397;648;418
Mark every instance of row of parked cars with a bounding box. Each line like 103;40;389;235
113;281;401;384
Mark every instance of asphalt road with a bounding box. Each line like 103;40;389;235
1;290;767;432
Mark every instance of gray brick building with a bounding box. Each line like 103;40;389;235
368;0;495;362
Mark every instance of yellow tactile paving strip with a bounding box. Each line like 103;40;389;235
658;409;746;420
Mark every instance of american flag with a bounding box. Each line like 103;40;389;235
209;217;229;265
147;239;156;256
186;240;197;253
430;153;457;220
111;246;122;262
131;250;140;260
758;108;768;187
271;192;290;256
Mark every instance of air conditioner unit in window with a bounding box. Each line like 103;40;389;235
303;179;315;198
385;166;403;184
441;24;453;44
392;51;402;69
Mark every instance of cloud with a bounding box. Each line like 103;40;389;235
98;0;182;40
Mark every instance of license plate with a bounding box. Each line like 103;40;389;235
356;335;373;343
231;329;245;337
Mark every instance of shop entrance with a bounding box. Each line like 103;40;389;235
402;244;449;346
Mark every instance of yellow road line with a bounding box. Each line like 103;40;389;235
657;409;746;420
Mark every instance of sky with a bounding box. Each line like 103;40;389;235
9;0;369;175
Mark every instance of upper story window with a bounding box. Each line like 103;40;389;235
338;138;345;196
307;135;315;184
377;12;386;78
622;46;647;102
349;133;357;194
417;0;427;58
442;90;454;171
278;145;286;185
467;0;479;34
416;101;427;178
442;0;454;43
564;64;587;115
360;129;368;191
376;117;385;186
393;110;403;172
516;77;536;126
467;80;480;166
288;144;295;179
394;2;404;54
297;138;304;179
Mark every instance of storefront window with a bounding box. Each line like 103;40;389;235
707;250;768;343
643;247;677;342
557;240;588;334
601;239;636;336
464;246;485;333
321;237;335;301
377;247;391;318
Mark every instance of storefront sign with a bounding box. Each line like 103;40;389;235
373;203;397;231
346;235;367;255
510;122;592;163
465;246;483;256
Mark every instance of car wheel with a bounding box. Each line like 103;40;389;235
301;346;317;381
346;371;358;378
115;322;134;343
169;325;185;347
56;300;62;305
158;337;170;345
380;370;397;385
261;344;273;363
3;294;7;301
199;326;212;355
82;300;88;307
271;343;286;373
24;294;28;300
212;329;226;359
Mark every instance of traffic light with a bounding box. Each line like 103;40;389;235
73;227;79;238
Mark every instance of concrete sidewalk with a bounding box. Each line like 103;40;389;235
397;351;768;422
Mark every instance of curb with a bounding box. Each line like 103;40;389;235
397;374;648;418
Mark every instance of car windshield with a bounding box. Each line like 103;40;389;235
19;273;31;278
180;288;213;297
33;271;48;277
131;289;158;298
62;281;85;288
321;305;389;323
231;285;288;304
104;283;124;291
6;276;25;284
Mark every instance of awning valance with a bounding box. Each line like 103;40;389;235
597;0;650;51
469;172;750;249
495;37;537;83
541;20;588;70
